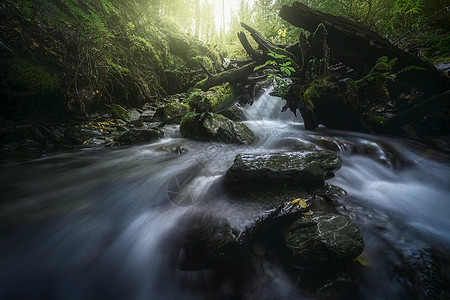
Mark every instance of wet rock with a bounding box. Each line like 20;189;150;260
155;143;188;155
63;126;101;145
188;82;236;113
89;113;100;119
227;186;311;208
176;209;241;270
220;104;246;121
155;102;188;124
290;267;353;299
128;109;141;122
115;128;163;145
180;112;256;145
275;137;319;151
176;200;311;271
224;151;342;187
141;109;156;121
283;211;364;267
310;183;348;212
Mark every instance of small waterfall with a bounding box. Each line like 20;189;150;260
244;88;299;122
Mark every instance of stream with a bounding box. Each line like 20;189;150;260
1;89;449;299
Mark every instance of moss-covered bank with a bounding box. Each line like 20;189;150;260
0;0;222;120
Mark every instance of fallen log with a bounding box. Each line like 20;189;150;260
237;31;263;60
194;61;259;91
280;2;449;95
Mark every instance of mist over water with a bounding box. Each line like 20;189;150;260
1;88;449;299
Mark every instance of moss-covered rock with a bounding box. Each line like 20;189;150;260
111;104;130;121
220;104;246;121
155;102;189;124
188;82;236;113
180;112;255;144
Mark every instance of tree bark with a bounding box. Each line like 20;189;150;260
237;31;263;60
194;61;259;91
195;0;200;38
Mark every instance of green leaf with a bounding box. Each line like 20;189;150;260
254;65;264;71
281;61;291;67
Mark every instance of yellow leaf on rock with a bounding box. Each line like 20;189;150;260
290;198;307;208
353;255;368;266
302;210;314;216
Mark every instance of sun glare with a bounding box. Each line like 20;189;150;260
212;0;254;32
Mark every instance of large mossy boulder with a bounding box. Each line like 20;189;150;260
224;151;342;187
155;102;189;124
115;128;163;145
188;82;236;113
180;112;256;145
283;211;364;266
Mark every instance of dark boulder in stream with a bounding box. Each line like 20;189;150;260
224;150;342;187
115;128;163;145
175;200;312;271
283;211;364;267
180;112;256;144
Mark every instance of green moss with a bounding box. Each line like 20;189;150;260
111;103;130;121
187;88;202;102
370;115;390;126
303;84;317;112
188;83;236;113
180;112;203;140
155;102;189;124
342;78;359;108
8;58;59;91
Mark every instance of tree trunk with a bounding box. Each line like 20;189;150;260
194;62;258;91
195;0;200;38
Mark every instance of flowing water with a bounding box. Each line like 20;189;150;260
0;89;449;299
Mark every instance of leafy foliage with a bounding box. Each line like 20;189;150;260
254;51;296;96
